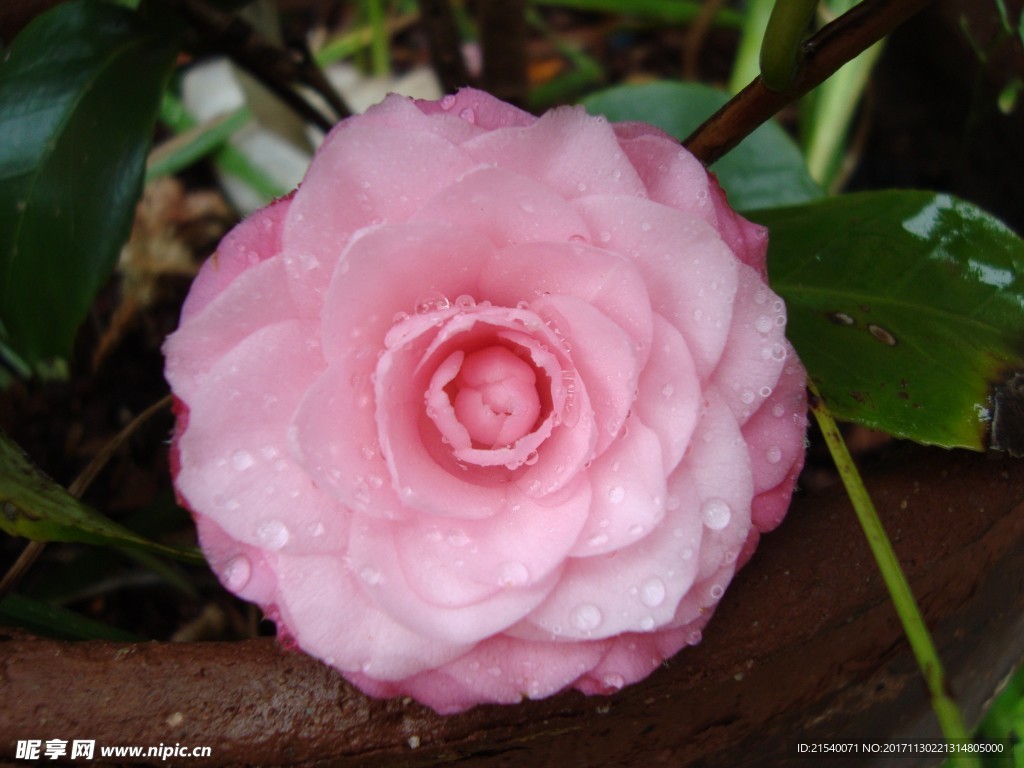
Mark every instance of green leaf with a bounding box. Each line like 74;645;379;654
0;0;180;369
0;431;204;563
581;81;823;211
756;190;1024;452
0;592;142;641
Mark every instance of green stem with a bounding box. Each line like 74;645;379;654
760;0;819;91
367;0;390;77
808;382;979;765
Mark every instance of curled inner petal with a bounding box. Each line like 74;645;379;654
451;347;542;448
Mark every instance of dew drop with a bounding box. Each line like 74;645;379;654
628;524;644;537
766;446;782;464
640;221;652;232
702;497;731;530
687;629;703;645
771;402;786;418
498;561;529;587
740;389;755;405
755;315;774;334
588;532;610;547
570;603;603;632
607;485;626;504
598;231;612;243
447;528;471;547
661;383;674;398
257;520;290;550
360;566;382;585
459;107;476;124
639;577;666;607
223;555;251;591
415;291;450;314
231;450;254;471
710;583;725;600
640;616;656;631
602;673;625;691
759;386;773;398
454;294;477;309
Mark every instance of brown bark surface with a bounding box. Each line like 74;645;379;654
2;444;1022;766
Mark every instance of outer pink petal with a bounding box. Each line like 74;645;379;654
344;485;589;643
411;166;590;247
414;87;536;131
194;514;280;608
575;631;679;695
320;221;497;366
479;240;653;365
179;196;291;320
572;195;738;380
174;322;347;555
710;262;789;425
164;254;302;403
462;105;647;201
568;416;668;557
517;458;702;641
708;175;769;276
290;362;407;520
273;552;471;681
615;133;718;229
633;314;702;474
281;102;479;313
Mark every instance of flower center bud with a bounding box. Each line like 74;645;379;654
451;347;541;448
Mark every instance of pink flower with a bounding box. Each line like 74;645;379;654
164;88;807;714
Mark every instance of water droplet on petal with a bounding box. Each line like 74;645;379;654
710;583;725;600
360;566;382;585
498;561;529;587
607;485;626;504
440;94;456;110
223;555;251;591
571;603;603;632
766;446;782;464
640;577;666;607
640;616;656;631
702;497;731;530
602;673;625;691
231;450;254;471
588;533;610;547
459;107;476;124
257;520;289;550
755;315;773;334
661;384;674;398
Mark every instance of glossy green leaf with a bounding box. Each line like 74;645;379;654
0;0;179;368
756;191;1024;452
581;81;823;211
0;432;203;563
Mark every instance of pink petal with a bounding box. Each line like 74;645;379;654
412;166;590;246
633;314;702;474
568;416;668;557
516;459;702;641
174;321;348;555
414;87;536;131
179;196;291;320
164;254;302;403
194;514;279;607
531;293;640;454
281;105;479;314
273;552;471;681
290;362;407;520
479;240;653;364
572;195;738;380
710;262;789;425
708;175;769;276
616;133;718;229
345;481;589;641
320;220;497;366
462;105;647;201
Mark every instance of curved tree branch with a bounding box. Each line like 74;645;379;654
685;0;936;165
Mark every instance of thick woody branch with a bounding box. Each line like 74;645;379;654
684;0;936;165
2;445;1022;766
479;0;530;108
418;0;474;93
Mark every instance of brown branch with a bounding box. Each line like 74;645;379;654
684;0;937;165
171;0;349;132
418;0;473;93
479;0;530;108
2;445;1022;765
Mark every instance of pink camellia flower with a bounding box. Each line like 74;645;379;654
164;88;807;714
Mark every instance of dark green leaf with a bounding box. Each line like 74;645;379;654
0;431;204;563
756;191;1024;451
581;81;823;211
0;592;141;641
0;0;179;368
